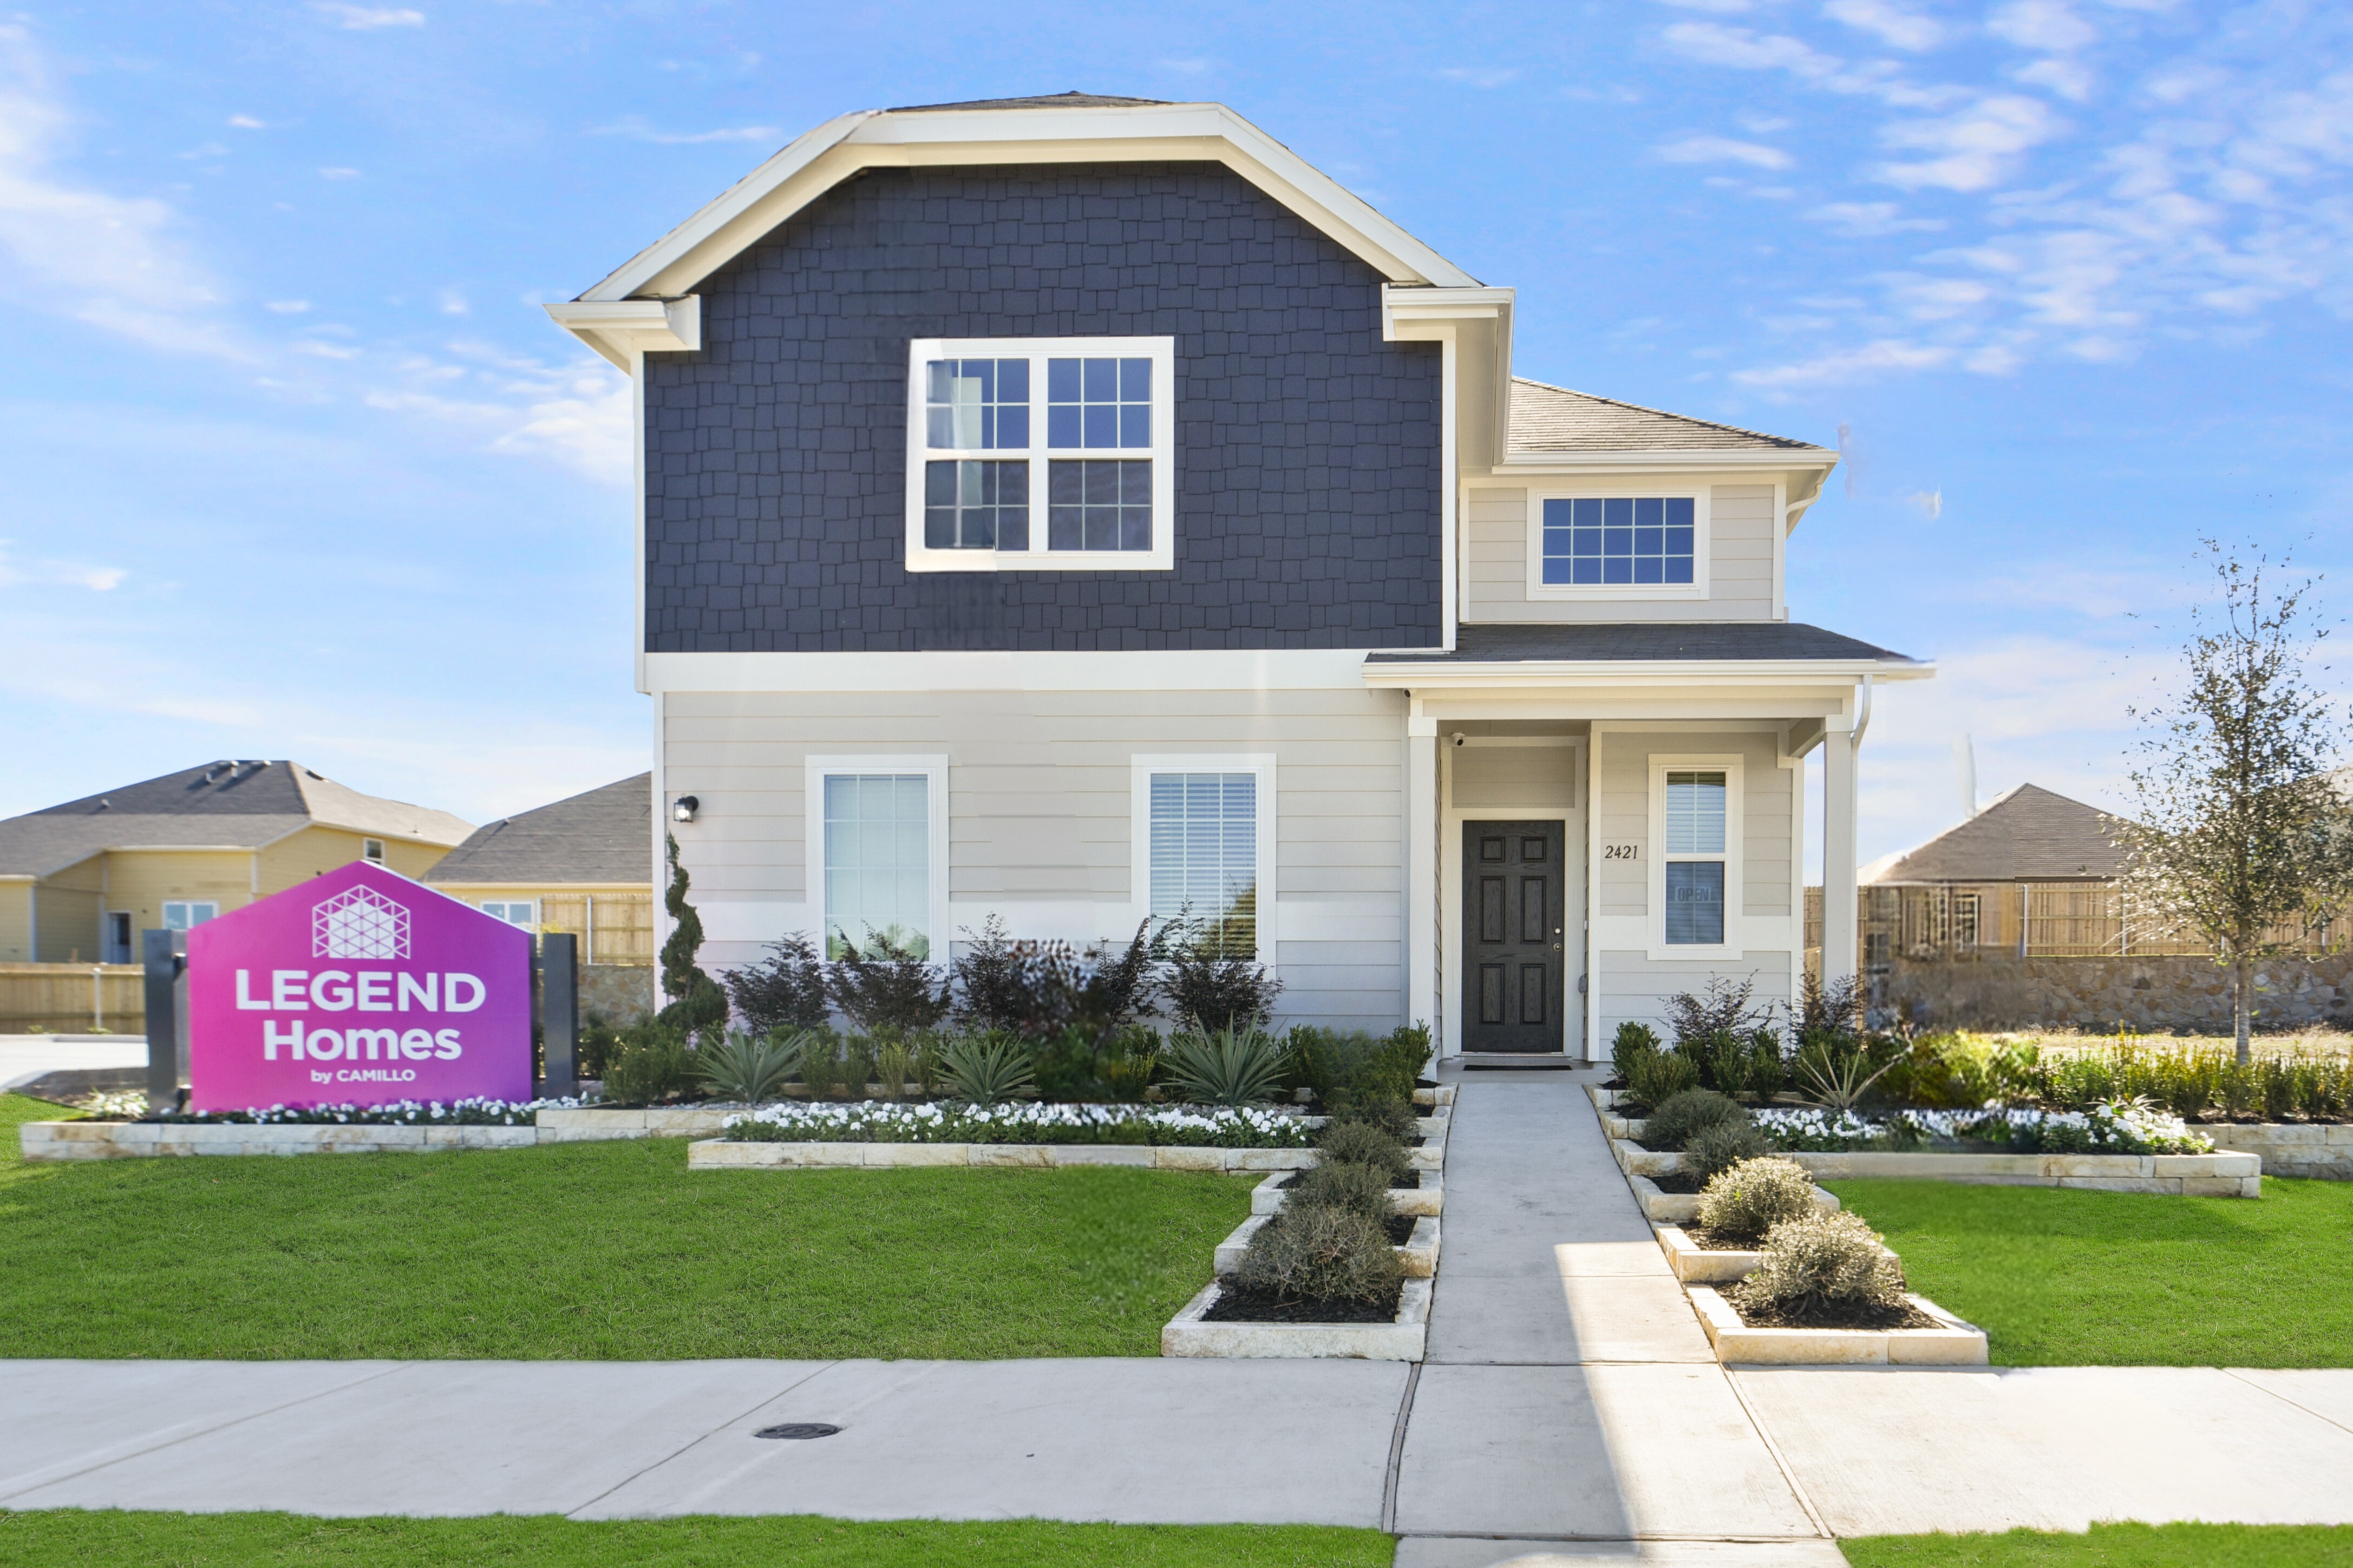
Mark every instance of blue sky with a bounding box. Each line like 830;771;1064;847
3;1;2349;872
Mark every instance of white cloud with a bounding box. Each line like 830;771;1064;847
266;299;311;313
1733;338;1955;387
1656;0;1761;13
366;352;631;487
437;288;468;316
1659;134;1795;169
0;543;129;592
1822;0;1945;52
1437;67;1522;88
2014;57;2094;101
227;114;266;130
589;115;781;146
314;3;426;29
293;339;361;360
1906;488;1942;519
1987;0;2096;54
319;166;361;180
0;26;249;359
1879;95;2066;191
1807;200;1946;235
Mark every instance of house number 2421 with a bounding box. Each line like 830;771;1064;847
1603;844;1639;860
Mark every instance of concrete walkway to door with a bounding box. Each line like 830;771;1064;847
1390;1070;1840;1566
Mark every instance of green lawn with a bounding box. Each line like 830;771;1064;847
0;1110;1254;1359
1842;1523;2353;1566
0;1512;1391;1567
1827;1176;2353;1367
1;1092;74;1157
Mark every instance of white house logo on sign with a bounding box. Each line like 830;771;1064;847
314;886;411;961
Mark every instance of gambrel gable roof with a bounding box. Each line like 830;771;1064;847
1861;783;2128;886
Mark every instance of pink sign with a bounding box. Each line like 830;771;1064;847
187;862;534;1112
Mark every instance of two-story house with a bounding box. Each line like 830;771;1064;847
547;93;1930;1060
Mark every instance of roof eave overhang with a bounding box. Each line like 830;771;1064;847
1361;658;1934;690
1491;450;1838;472
544;298;704;372
553;103;1482;369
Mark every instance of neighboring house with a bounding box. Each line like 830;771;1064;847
1852;784;2130;961
0;760;472;964
545;93;1931;1058
422;774;657;967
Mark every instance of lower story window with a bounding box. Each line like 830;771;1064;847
1664;863;1724;946
925;460;1030;551
1149;771;1257;955
162;901;218;930
823;773;932;959
1662;768;1728;946
1049;460;1152;552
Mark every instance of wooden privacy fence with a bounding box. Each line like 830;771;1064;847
535;893;655;967
0;963;145;1034
1807;883;2353;965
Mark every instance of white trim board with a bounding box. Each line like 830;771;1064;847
642;648;1381;692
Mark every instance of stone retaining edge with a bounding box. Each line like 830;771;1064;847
1610;1135;2262;1196
1159;1277;1432;1361
1687;1285;1988;1367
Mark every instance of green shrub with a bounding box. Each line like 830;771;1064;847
1695;1156;1816;1244
1745;1030;1788;1101
1683;1117;1770;1182
1232;1203;1404;1304
1742;1210;1906;1318
840;1041;876;1098
1286;1158;1397;1224
1357;1024;1431;1105
1326;1094;1419;1143
872;1040;912;1101
1315;1119;1414;1185
936;1032;1037;1104
1640;1088;1746;1151
601;1019;697;1105
1884;1032;2040;1110
1624;1048;1700;1110
1610;1022;1661;1084
1160;1025;1290;1107
1098;1027;1159;1102
1698;1031;1751;1095
798;1039;838;1099
692;1029;806;1104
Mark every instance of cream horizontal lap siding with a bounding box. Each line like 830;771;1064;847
1465;484;1777;622
662;685;1411;1032
1592;727;1796;1042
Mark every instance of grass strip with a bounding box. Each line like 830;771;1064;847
1841;1521;2353;1566
1826;1176;2353;1367
0;1131;1252;1359
0;1511;1393;1567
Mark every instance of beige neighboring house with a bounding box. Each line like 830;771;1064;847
423;775;655;967
0;759;474;965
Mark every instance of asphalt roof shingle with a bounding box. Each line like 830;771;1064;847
1365;621;1918;665
423;775;653;888
1861;784;2129;884
1507;377;1829;456
886;91;1170;113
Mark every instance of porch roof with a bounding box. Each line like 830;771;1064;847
1366;622;1921;668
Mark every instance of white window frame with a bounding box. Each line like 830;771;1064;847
1130;753;1278;963
362;837;386;864
905;336;1177;574
805;754;951;962
1525;483;1711;602
1646;755;1743;960
162;901;219;930
480;900;538;930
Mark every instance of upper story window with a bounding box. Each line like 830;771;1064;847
1527;489;1708;601
481;900;538;929
362;837;386;864
905;337;1175;574
162;901;218;930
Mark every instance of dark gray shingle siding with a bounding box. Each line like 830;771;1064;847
643;163;1443;651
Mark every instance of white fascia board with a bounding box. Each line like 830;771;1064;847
1489;451;1836;474
642;648;1378;693
1361;659;1936;690
573;102;1479;312
544;298;703;371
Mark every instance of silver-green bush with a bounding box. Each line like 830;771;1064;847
1640;1087;1746;1151
1684;1118;1771;1182
1315;1118;1413;1185
1287;1158;1397;1224
1233;1203;1404;1304
1694;1156;1816;1244
1743;1209;1906;1317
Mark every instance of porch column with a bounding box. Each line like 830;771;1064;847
1407;717;1439;1049
1822;714;1860;993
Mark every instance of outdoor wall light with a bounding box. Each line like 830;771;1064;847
672;795;700;823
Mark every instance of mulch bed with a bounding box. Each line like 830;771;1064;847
1678;1225;1761;1252
1277;1169;1421;1190
1201;1279;1404;1325
1647;1171;1706;1193
1723;1286;1942;1332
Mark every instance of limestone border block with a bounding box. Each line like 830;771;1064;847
1150;1147;1236;1172
1249;1170;1442;1217
1655;1225;1763;1285
1159;1277;1432;1361
1687;1285;1987;1367
1044;1146;1156;1167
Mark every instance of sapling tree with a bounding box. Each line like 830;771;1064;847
2113;542;2353;1064
658;834;728;1042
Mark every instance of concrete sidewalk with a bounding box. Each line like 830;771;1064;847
0;1357;1408;1524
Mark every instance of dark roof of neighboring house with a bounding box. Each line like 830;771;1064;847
1365;622;1919;665
0;761;474;878
423;775;652;888
1862;784;2129;885
887;91;1170;113
1508;378;1830;456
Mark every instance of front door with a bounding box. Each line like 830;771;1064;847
1461;820;1566;1053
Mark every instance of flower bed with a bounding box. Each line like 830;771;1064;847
1752;1099;2216;1156
721;1100;1313;1147
141;1097;580;1127
1686;1283;1986;1366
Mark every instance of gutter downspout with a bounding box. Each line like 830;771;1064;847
1852;673;1875;751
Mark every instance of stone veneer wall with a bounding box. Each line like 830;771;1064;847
580;963;655;1025
1881;953;2353;1033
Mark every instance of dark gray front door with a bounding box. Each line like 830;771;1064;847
1461;820;1567;1053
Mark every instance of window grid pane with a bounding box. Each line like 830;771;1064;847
1664;771;1727;855
823;773;930;959
1149;771;1257;954
1048;459;1152;551
925;459;1029;551
1664;863;1725;946
925;358;1029;451
1539;496;1696;587
1047;357;1151;450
